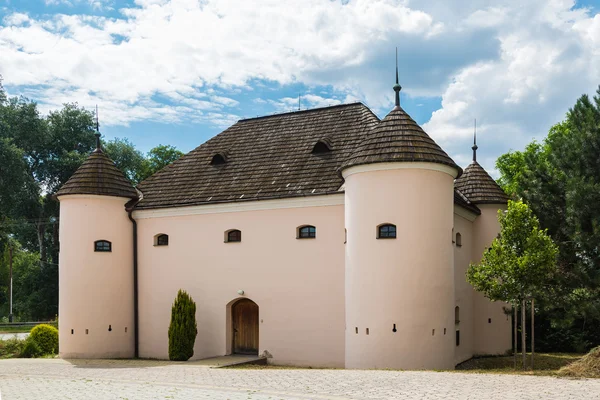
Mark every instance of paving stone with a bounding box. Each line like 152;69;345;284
0;359;599;400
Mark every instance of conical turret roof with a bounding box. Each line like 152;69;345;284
56;147;138;199
340;106;462;176
454;161;508;204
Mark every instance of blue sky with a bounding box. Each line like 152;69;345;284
1;0;599;174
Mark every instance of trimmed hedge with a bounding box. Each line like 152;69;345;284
168;290;197;361
29;324;59;355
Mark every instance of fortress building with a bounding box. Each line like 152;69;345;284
57;73;511;369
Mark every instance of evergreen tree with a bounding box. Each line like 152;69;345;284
168;290;198;361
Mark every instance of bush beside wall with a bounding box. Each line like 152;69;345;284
168;290;198;361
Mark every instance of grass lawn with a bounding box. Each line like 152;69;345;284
0;323;57;334
456;353;583;376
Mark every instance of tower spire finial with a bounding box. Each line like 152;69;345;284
95;105;101;151
393;47;402;109
472;118;478;162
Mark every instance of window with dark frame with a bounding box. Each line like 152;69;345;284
298;225;316;239
227;229;242;243
94;240;112;252
377;224;397;239
156;234;169;246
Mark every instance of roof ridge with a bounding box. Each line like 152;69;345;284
238;102;367;122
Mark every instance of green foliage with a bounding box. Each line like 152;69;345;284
28;324;59;355
103;138;148;184
0;337;26;359
496;85;600;351
0;76;184;322
168;290;198;361
20;337;41;358
467;200;558;304
145;144;183;177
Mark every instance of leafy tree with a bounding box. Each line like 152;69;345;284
468;200;558;368
168;290;198;361
103;138;147;184
496;86;600;352
145;144;183;178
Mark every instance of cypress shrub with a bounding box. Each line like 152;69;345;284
168;289;198;361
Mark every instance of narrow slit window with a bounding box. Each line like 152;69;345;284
226;229;242;243
155;234;169;246
456;232;462;247
94;240;111;252
298;225;316;239
377;224;396;239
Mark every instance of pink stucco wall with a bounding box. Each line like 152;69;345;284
343;166;456;370
58;195;134;358
471;204;512;355
453;213;475;365
134;202;346;367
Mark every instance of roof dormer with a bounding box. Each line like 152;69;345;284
312;137;333;154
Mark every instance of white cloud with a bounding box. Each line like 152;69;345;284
3;13;29;26
0;0;439;126
0;0;599;172
423;0;600;172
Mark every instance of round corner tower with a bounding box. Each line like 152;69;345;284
455;151;511;356
340;82;462;369
56;135;138;358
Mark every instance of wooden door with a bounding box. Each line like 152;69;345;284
232;299;259;355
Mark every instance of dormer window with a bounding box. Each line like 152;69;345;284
94;240;111;252
210;153;227;165
154;234;169;246
311;138;333;154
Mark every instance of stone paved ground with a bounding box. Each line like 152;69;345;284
1;359;599;400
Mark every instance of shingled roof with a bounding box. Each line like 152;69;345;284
454;189;481;215
56;147;138;200
454;161;509;204
339;107;462;177
135;103;380;210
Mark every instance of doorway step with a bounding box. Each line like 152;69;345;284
188;354;267;368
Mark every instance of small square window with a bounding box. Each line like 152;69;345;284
298;225;316;239
155;234;169;246
377;224;396;239
94;240;111;252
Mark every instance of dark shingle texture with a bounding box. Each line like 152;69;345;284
56;149;138;199
340;107;462;176
454;161;509;204
454;189;481;215
135;103;380;210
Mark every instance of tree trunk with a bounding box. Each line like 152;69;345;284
513;304;518;369
531;298;535;371
521;299;527;369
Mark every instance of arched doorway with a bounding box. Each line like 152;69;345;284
231;298;259;355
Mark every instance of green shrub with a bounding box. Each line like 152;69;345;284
168;289;198;361
29;324;59;355
0;337;26;358
20;338;41;358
